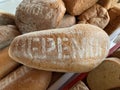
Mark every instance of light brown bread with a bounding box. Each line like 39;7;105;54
70;81;89;90
105;5;120;35
58;14;76;28
15;0;66;34
0;11;15;25
0;47;19;79
87;58;120;90
63;0;98;16
98;0;119;10
0;66;52;90
78;4;110;29
9;24;110;73
0;25;20;49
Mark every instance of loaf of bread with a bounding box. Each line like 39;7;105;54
58;14;76;28
0;11;15;25
0;47;19;79
15;0;66;34
70;81;89;90
0;66;52;90
63;0;98;16
0;25;20;49
9;24;110;72
98;0;119;9
78;4;110;29
87;58;120;90
105;4;120;35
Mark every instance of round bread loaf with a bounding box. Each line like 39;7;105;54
78;4;110;29
15;0;66;34
87;58;120;90
9;24;110;72
0;66;52;90
0;11;15;25
0;25;20;49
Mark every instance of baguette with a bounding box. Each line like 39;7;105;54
0;66;52;90
15;0;66;34
0;25;20;49
63;0;98;16
78;4;110;29
58;14;76;28
0;47;19;79
87;58;120;90
9;24;110;72
0;11;15;25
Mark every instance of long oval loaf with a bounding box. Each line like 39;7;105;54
9;24;110;72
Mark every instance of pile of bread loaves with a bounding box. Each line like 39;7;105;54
0;0;120;90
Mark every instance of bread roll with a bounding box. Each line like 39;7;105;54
0;66;52;90
105;5;120;35
0;11;15;25
58;14;76;28
0;47;19;79
70;81;89;90
0;25;20;49
87;58;120;90
78;4;110;29
9;24;110;72
63;0;98;15
98;0;119;10
15;0;66;34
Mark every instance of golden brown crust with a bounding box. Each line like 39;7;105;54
78;4;110;29
15;0;66;34
0;66;52;90
87;58;120;90
9;24;110;73
0;11;15;25
98;0;119;10
105;5;120;35
0;47;19;79
63;0;98;16
0;25;20;49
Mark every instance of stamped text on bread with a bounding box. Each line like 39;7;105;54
14;36;106;60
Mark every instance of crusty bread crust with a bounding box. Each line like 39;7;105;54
15;0;66;33
0;25;20;49
78;4;110;29
0;11;15;25
87;58;120;90
9;24;110;72
0;47;18;79
0;66;52;90
58;14;76;28
63;0;98;15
